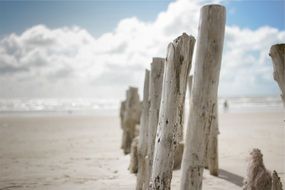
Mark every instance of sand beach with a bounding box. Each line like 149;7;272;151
0;111;284;190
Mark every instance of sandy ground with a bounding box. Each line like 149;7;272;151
0;111;284;190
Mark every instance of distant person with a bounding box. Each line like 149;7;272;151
223;100;229;112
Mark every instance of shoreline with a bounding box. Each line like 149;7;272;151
0;106;283;116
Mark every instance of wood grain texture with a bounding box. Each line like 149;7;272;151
180;5;226;190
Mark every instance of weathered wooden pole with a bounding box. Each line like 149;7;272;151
129;136;139;173
180;5;226;190
150;33;195;190
173;141;184;170
269;44;284;190
136;69;150;189
120;100;126;129
172;75;193;170
145;57;165;188
206;105;219;176
122;87;141;154
173;76;194;170
188;75;193;98
269;44;285;105
272;170;283;190
203;102;219;174
120;100;126;149
121;90;130;152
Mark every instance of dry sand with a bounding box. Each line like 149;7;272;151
0;111;284;189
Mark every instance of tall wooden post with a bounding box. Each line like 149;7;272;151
206;105;219;176
120;100;127;149
180;5;226;190
172;75;194;170
136;69;150;190
269;44;285;105
188;75;193;98
204;102;219;175
173;76;194;170
122;87;141;154
145;58;165;189
269;44;284;190
150;33;195;190
129;136;139;173
120;100;126;129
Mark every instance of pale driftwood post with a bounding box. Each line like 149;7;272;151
120;100;126;129
269;44;285;105
173;79;195;171
145;58;165;188
206;105;219;176
204;103;219;174
173;76;195;170
122;87;141;154
173;142;184;170
180;5;226;190
120;100;126;149
272;170;283;190
150;33;195;190
121;90;130;152
269;44;284;190
188;75;193;98
129;136;139;173
173;75;193;170
136;69;150;190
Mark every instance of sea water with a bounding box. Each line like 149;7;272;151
0;96;283;115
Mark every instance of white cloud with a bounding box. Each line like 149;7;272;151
221;26;285;96
0;0;284;99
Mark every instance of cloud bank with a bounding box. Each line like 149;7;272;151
0;0;284;99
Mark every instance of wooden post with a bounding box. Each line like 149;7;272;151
269;44;285;105
136;69;150;190
272;170;283;190
173;76;194;170
150;33;195;190
206;105;219;176
120;100;126;129
203;105;219;173
145;57;165;189
180;5;226;190
173;75;193;170
174;76;193;170
120;100;127;149
121;90;130;152
122;87;141;154
129;136;139;173
188;75;193;98
173;142;184;170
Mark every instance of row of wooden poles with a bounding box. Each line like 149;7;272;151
119;4;284;190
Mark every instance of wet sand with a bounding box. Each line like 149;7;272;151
0;111;284;189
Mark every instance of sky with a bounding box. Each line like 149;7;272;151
0;0;284;100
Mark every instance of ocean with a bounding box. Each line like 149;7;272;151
0;96;283;116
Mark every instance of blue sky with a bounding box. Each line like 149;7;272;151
0;1;171;37
225;0;284;30
0;0;284;37
0;0;284;99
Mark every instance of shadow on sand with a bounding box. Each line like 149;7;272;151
218;169;244;187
